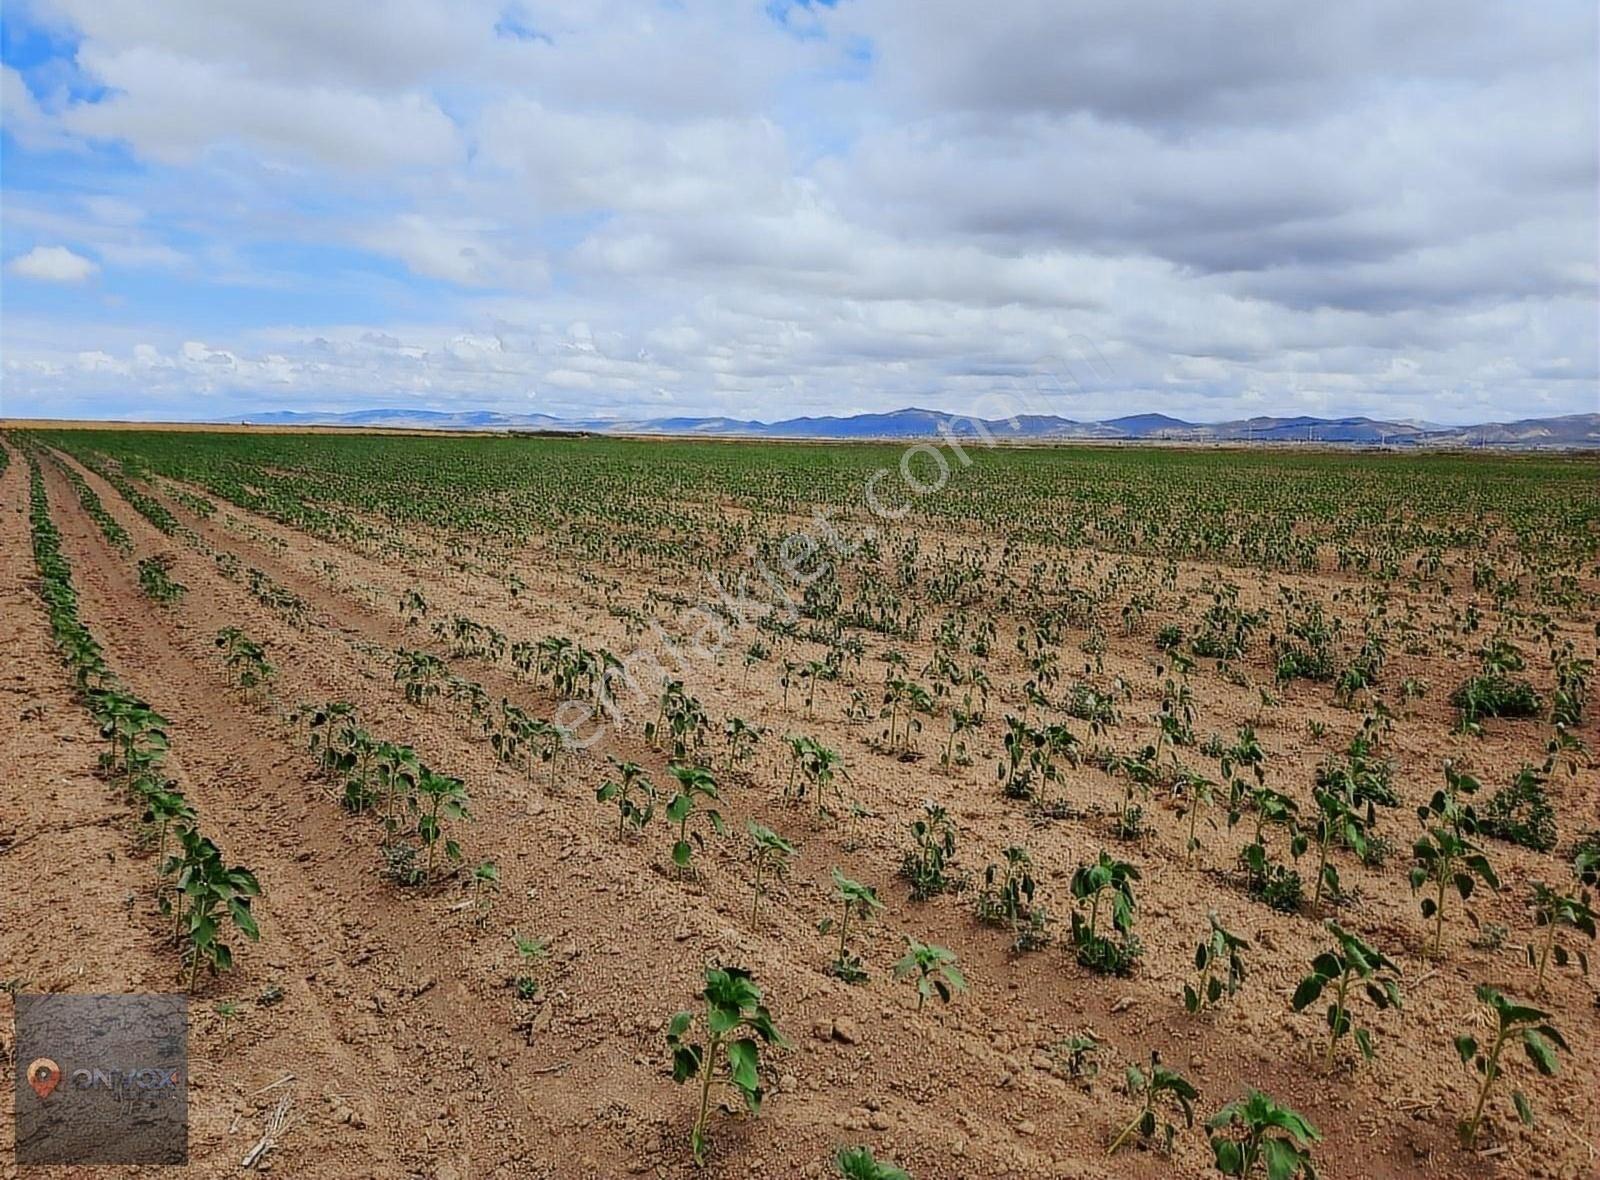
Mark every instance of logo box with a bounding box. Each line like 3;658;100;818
13;994;189;1165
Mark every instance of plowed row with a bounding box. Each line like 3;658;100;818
2;434;1596;1180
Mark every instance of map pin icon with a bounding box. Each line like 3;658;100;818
27;1058;61;1099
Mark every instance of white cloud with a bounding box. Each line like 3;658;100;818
1;0;1594;422
7;245;100;283
63;45;461;170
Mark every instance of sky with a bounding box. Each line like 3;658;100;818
1;0;1596;426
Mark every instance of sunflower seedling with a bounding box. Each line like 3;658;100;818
1069;850;1142;975
665;764;725;877
892;936;966;1011
1107;1051;1198;1156
666;966;786;1167
137;554;186;604
509;930;547;1000
414;770;471;880
1206;1090;1320;1178
974;846;1051;951
469;860;499;927
836;1146;910;1180
1410;764;1498;957
1455;985;1568;1147
1185;911;1248;1013
820;868;882;983
1048;1032;1101;1083
1526;853;1597;992
596;757;656;839
747;820;796;925
900;801;958;900
1291;920;1401;1068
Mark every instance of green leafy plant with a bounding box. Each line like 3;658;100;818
900;801;958;900
722;716;763;774
1185;911;1248;1013
509;930;547;999
393;648;446;707
1069;850;1142;975
1048;1032;1101;1083
596;758;656;838
399;587;428;626
746;820;796;925
1455;985;1567;1147
1206;1090;1320;1179
214;627;274;697
161;827;261;992
975;846;1051;951
820;869;882;983
1479;765;1557;852
667;966;786;1167
1305;781;1367;910
1291;920;1402;1067
785;735;849;817
469;860;499;926
647;680;711;761
1526;854;1596;992
665;764;725;876
836;1146;910;1180
1177;769;1220;860
1107;1051;1198;1155
892;936;966;1011
1409;765;1498;957
414;769;471;880
137;554;186;604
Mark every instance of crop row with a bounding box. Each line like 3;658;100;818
24;452;262;990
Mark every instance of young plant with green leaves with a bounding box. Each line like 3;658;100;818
137;554;186;604
1185;911;1248;1013
1107;1051;1198;1156
1455;985;1567;1147
835;1146;910;1180
1177;769;1220;860
974;846;1051;951
214;627;274;697
666;966;786;1167
468;860;499;926
1526;852;1596;993
509;930;547;999
892;937;966;1012
1306;780;1369;909
162;827;261;992
722;716;762;775
1205;1090;1320;1179
647;680;711;761
665;764;725;877
899;801;958;900
596;758;656;838
393;648;446;707
820;868;882;983
1479;764;1558;853
786;736;849;817
746;820;796;925
1291;920;1402;1068
1069;850;1142;975
414;769;471;880
1409;764;1499;958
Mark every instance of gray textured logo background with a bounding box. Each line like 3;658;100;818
14;993;189;1164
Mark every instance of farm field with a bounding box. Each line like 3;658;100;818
2;427;1598;1180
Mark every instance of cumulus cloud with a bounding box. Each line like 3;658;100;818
7;244;100;283
1;0;1595;422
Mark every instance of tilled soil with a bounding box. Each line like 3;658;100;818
3;442;1596;1180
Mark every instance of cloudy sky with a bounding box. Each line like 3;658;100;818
2;1;1596;425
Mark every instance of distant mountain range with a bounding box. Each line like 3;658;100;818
239;407;1600;449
